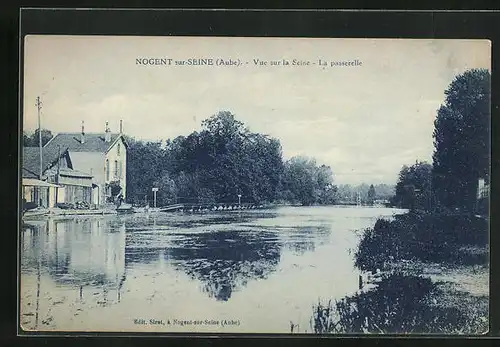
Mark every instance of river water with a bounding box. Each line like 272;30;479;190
20;206;406;333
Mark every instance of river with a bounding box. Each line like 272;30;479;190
20;205;406;333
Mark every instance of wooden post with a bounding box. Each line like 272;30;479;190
152;188;158;208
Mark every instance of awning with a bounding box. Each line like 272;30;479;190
22;178;61;188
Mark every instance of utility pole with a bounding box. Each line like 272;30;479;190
56;145;61;204
36;96;43;180
56;145;61;184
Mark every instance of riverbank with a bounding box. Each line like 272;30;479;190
23;207;118;219
311;210;489;334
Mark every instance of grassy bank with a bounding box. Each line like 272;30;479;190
311;211;489;334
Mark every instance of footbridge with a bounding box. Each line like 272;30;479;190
160;202;265;213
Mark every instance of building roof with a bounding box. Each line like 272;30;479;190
44;132;127;153
22;146;70;179
22;178;61;188
58;168;93;178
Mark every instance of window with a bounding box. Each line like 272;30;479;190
114;160;118;179
106;159;110;181
117;143;121;156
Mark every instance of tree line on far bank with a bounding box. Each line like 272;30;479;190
126;111;339;207
392;68;490;214
125;112;399;207
22;115;392;207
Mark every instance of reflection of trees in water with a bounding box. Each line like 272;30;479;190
169;230;282;301
125;247;168;265
246;225;331;256
285;225;331;255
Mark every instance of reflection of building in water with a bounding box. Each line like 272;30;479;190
21;217;126;290
21;217;128;328
68;218;126;286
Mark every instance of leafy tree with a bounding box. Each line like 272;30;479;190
282;156;337;205
165;111;285;204
23;129;53;147
125;137;166;205
282;156;317;205
394;161;432;210
315;165;337;204
432;69;490;213
373;184;395;201
125;111;336;207
153;172;178;206
367;184;376;205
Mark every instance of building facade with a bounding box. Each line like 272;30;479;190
43;121;128;206
22;147;93;208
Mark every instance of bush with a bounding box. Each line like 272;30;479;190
354;212;488;272
311;273;486;334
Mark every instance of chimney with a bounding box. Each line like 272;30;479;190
105;121;111;142
120;120;123;134
81;120;85;143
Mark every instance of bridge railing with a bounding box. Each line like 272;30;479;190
160;202;262;212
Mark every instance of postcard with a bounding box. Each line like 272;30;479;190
19;35;491;335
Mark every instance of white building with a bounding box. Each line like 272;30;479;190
43;121;128;206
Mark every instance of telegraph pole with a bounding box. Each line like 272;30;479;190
36;96;43;180
55;145;61;204
56;145;61;184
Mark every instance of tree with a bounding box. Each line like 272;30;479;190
125;137;166;204
432;69;490;212
394;161;432;210
367;184;376;205
166;111;285;204
23;129;53;147
283;156;317;206
125;111;337;207
153;172;178;206
281;156;337;206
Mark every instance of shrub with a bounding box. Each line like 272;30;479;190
311;274;486;334
354;212;488;272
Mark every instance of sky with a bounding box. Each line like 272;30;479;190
23;36;490;185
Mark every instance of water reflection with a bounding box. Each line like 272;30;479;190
20;207;403;332
21;217;127;310
121;212;285;301
22;212;337;306
254;225;332;256
168;229;282;301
